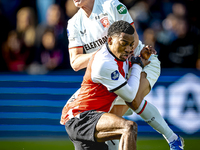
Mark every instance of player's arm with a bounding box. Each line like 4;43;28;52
67;17;96;71
113;64;142;103
93;56;149;102
69;47;95;71
67;19;95;71
113;57;150;102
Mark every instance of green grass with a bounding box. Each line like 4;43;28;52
0;138;199;150
137;138;200;150
0;139;74;150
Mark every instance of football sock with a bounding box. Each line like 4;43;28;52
134;100;178;143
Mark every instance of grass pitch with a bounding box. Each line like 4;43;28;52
0;138;199;150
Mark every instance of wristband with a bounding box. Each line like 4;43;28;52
130;56;144;68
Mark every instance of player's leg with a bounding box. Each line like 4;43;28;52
108;101;131;150
129;74;176;141
109;105;129;116
65;110;137;150
127;55;180;146
95;113;137;150
134;42;184;149
65;110;109;150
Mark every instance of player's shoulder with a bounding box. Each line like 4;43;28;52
96;0;126;14
94;45;117;70
98;0;123;7
67;9;82;27
92;56;116;78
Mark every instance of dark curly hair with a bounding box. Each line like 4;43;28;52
107;20;135;37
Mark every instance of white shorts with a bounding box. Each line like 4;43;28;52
143;54;161;88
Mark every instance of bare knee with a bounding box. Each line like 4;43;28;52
123;120;138;135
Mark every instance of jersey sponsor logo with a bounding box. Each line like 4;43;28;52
111;70;120;80
117;4;127;14
83;36;107;51
100;17;110;28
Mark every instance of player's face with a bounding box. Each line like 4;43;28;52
110;32;135;61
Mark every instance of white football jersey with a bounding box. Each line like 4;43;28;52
92;44;129;91
60;43;130;125
67;0;133;54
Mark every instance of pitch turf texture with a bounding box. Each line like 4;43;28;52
0;138;199;150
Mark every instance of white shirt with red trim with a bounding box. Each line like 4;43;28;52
60;44;131;125
67;0;133;53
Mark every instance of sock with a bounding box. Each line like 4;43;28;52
167;134;178;143
106;140;119;150
135;100;178;143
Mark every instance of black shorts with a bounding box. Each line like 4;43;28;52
65;110;108;150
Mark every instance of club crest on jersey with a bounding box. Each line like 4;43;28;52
111;70;119;80
100;17;110;28
117;4;127;14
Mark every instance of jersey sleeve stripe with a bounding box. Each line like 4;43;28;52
130;22;134;25
109;81;127;92
69;46;83;50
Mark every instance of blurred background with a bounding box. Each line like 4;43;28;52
0;0;200;149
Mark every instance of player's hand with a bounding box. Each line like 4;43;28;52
140;45;157;60
140;56;151;68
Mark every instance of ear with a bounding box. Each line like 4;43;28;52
107;36;112;45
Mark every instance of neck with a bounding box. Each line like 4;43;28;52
81;0;95;17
